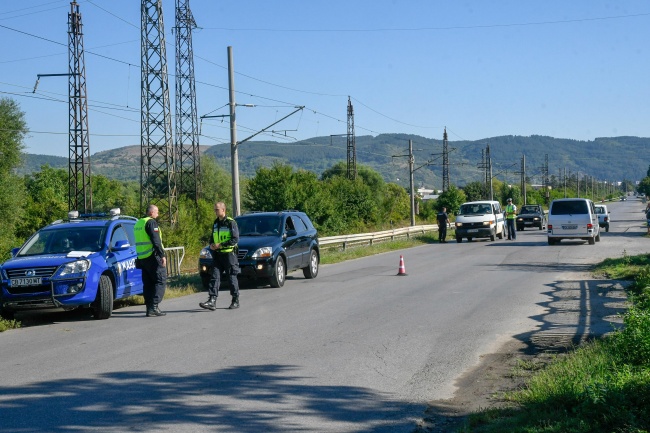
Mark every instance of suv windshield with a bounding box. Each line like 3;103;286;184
520;206;539;214
19;226;105;256
459;204;493;215
236;215;282;236
551;200;589;215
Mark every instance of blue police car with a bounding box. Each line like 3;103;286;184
0;209;143;320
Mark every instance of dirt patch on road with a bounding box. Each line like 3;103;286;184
413;337;570;433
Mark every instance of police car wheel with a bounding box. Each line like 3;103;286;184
92;275;114;320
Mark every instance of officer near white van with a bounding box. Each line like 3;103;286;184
505;198;517;240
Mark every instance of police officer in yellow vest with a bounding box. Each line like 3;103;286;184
134;204;167;317
505;198;517;241
199;201;240;310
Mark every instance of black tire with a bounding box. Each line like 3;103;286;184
490;231;496;241
0;306;15;321
92;275;113;320
548;238;557;245
595;232;601;242
269;256;286;288
588;236;596;245
605;225;609;232
497;229;504;239
302;249;319;279
517;226;522;232
456;236;462;243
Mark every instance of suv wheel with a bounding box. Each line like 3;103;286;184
270;256;286;288
588;236;596;245
456;235;462;243
302;249;319;279
92;275;114;320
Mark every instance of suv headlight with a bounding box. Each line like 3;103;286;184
199;247;212;259
252;247;272;259
54;259;90;278
0;266;6;279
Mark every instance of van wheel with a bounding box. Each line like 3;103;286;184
548;238;557;245
456;236;462;243
92;275;114;320
490;231;496;241
595;232;601;242
588;236;596;245
497;230;504;239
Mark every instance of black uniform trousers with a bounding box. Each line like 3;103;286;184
208;251;240;298
141;255;166;307
438;224;447;241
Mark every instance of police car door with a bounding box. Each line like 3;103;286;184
107;225;141;297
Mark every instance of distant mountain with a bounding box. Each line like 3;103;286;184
20;135;650;189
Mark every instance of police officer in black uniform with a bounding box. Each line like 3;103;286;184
437;207;450;243
199;202;240;310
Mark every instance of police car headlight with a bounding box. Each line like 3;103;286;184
54;259;91;278
0;266;6;279
252;247;272;259
199;247;212;259
455;222;462;228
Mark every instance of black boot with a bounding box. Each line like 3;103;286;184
228;295;239;310
199;296;217;311
146;304;166;317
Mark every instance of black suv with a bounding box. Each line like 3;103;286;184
516;204;546;231
198;210;319;288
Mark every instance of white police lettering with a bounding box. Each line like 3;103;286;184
117;258;136;274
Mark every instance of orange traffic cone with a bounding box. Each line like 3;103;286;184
397;255;407;276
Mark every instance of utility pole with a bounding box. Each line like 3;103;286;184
227;46;240;216
141;0;177;225
486;144;493;200
68;1;92;213
442;127;449;192
520;155;526;205
346;96;357;180
409;139;415;226
174;0;200;202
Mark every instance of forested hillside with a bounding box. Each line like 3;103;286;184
21;134;649;188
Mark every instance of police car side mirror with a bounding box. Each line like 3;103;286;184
11;247;20;257
112;240;131;251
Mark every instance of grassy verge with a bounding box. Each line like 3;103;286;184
460;253;650;433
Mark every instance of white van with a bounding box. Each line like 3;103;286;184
454;200;505;242
547;198;600;245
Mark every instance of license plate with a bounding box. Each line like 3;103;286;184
524;222;533;225
10;277;43;287
562;225;578;230
468;229;479;233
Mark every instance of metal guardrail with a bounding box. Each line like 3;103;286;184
319;224;439;250
164;247;185;278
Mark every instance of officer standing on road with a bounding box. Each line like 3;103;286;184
199;201;240;311
134;204;167;317
505;198;517;240
437;207;451;243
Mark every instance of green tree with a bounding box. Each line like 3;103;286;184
19;165;68;238
436;185;466;215
462;181;487;202
0;98;27;258
381;183;410;224
638;177;650;197
200;156;232;208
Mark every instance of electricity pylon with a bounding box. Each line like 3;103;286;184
346;96;357;180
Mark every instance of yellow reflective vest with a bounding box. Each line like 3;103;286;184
134;217;163;259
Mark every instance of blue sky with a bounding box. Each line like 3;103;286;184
1;0;649;157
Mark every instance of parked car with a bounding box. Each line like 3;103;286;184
0;209;142;320
547;198;600;245
199;210;319;288
594;204;610;232
454;200;505;242
515;204;546;231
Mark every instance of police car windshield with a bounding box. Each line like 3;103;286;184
236;216;282;236
18;227;106;256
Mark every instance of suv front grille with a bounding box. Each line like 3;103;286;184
6;266;57;279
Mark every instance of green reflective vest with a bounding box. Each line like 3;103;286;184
134;217;163;259
213;217;235;253
505;204;516;219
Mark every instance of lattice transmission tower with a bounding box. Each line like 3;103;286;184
68;1;92;213
174;0;200;201
346;96;357;180
141;0;177;225
442;127;449;192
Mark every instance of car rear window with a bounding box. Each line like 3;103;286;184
550;200;589;215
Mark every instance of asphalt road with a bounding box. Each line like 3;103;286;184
1;197;648;432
